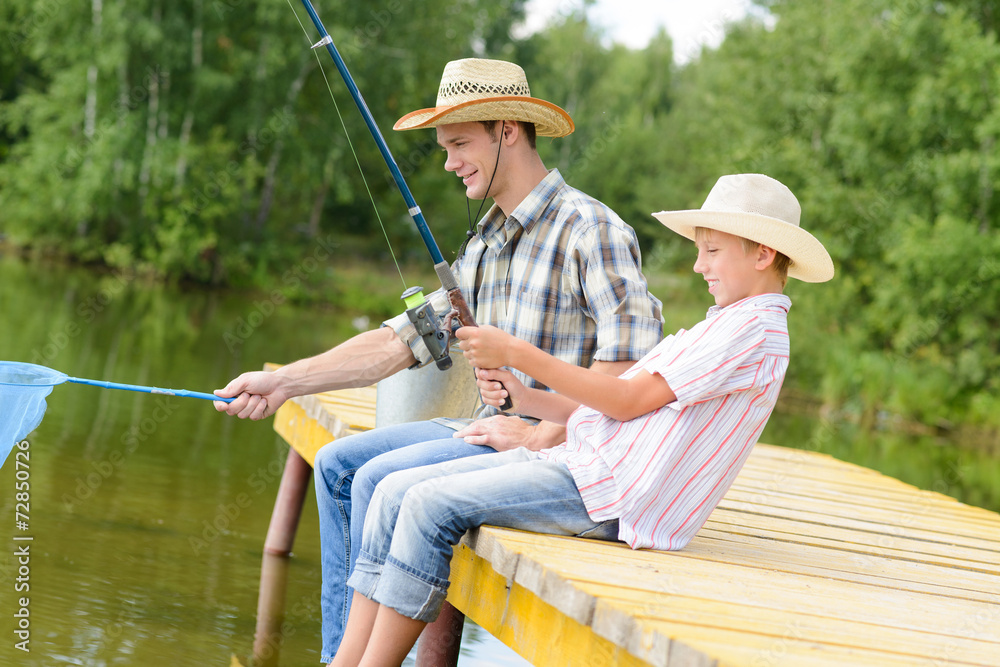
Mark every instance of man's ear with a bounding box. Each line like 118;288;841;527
502;120;518;145
755;244;777;270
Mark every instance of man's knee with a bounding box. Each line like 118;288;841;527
313;441;340;477
313;440;365;488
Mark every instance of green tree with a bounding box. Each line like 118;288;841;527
662;0;1000;428
0;0;527;282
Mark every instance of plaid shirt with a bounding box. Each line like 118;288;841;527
386;169;663;426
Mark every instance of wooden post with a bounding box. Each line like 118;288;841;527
263;448;313;556
415;601;465;667
253;448;313;665
252;552;290;667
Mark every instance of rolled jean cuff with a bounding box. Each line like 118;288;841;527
348;549;385;599
372;554;450;623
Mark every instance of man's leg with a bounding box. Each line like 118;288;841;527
313;420;455;662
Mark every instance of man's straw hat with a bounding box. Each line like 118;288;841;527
393;58;574;137
653;174;834;283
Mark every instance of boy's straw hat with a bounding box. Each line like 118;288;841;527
653;174;834;283
393;58;574;138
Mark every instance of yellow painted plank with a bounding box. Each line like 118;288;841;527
584;585;998;666
463;527;1000;667
638;619;989;667
728;466;1000;531
474;529;1000;644
447;541;656;667
680;532;1000;604
717;488;1000;546
272;400;337;466
702;509;1000;570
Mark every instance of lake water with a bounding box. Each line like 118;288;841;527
1;252;997;666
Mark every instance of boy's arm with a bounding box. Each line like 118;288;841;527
458;326;676;422
475;368;583;424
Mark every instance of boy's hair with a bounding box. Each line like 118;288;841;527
478;120;537;149
696;227;792;287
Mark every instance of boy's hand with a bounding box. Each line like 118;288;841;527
474;367;525;411
456;325;517;369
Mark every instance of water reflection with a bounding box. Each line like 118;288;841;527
1;253;996;667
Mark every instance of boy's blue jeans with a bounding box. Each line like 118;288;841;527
312;420;492;662
348;448;619;623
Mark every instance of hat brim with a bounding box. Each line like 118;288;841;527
393;96;574;137
652;210;835;283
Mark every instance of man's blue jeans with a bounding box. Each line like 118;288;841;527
348;448;619;623
312;420;492;662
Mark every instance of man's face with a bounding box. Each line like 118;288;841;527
436;122;501;201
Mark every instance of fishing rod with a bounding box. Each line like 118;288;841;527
299;1;463;295
298;0;512;409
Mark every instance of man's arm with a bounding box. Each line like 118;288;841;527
214;327;415;421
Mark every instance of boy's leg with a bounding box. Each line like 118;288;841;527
313;420;454;662
351;449;603;626
359;605;426;667
348;435;494;584
328;592;377;667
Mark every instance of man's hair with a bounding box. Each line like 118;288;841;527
478;120;537;149
695;227;792;287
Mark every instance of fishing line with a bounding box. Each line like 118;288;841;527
285;0;407;289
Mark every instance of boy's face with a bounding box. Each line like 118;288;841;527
693;229;764;308
437;121;503;201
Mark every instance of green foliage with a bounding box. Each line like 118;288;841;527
0;0;527;280
665;0;1000;430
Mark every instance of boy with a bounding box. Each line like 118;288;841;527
327;173;834;666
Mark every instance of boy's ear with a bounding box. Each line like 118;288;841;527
755;245;777;270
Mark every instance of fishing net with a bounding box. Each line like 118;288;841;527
0;360;230;467
0;363;63;467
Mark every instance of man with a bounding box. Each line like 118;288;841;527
215;58;663;663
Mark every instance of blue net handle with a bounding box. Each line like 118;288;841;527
0;361;233;402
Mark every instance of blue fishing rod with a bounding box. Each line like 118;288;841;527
300;1;458;286
298;0;513;408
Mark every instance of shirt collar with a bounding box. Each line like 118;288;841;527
477;169;566;248
706;293;792;319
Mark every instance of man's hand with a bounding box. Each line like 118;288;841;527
213;327;417;422
214;372;291;421
453;416;566;452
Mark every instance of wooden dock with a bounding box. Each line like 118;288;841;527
259;383;1000;666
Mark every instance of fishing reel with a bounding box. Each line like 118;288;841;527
401;286;454;371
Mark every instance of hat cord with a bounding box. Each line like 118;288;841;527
458;121;505;259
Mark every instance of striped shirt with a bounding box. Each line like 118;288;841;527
538;294;791;551
386;169;664;425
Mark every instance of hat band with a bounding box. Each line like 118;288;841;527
439;81;531;99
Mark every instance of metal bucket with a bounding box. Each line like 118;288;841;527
375;352;480;428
